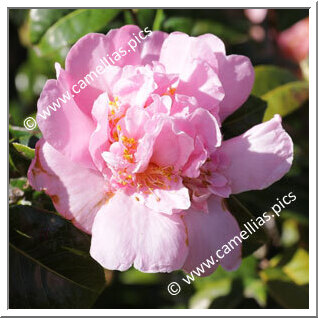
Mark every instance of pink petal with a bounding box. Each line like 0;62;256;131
159;32;221;74
219;115;293;194
151;119;194;171
177;60;224;119
140;176;190;214
36;68;95;169
217;54;255;121
175;108;222;153
277;17;309;63
183;196;242;276
28;139;109;234
89;92;111;173
182;136;208;178
141;31;168;64
244;9;268;24
90;190;188;272
112;65;157;107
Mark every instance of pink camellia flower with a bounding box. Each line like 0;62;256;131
28;25;293;275
277;17;309;63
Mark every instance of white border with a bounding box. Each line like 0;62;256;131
3;1;316;316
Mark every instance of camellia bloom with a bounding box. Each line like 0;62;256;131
277;17;309;63
28;25;293;275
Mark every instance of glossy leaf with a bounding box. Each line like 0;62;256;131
29;9;73;44
10;246;100;308
9;143;31;177
36;9;121;60
252;65;297;97
225;196;268;257
9;206;106;297
12;142;35;160
222;95;267;140
262;81;309;121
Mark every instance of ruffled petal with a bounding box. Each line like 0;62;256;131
90;190;188;272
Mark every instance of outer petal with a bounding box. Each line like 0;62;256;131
219;115;293;194
90;191;188;272
140;31;168;65
176;60;224;119
89;92;111;173
216;54;255;121
159;32;222;74
182;196;242;275
28;139;109;234
36;67;95;169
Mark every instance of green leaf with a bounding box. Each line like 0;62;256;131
123;10;134;24
163;17;247;44
191;20;247;44
300;57;309;81
10;177;28;190
190;278;232;308
10;205;106;306
225;196;268;257
222;95;267;140
163;17;193;34
29;9;73;44
260;267;308;309
191;256;262;308
10;246;100;308
136;9;156;29
9;143;31;177
243;279;267;307
282;248;309;285
12;142;35;160
281;219;300;247
120;268;161;285
262;81;309;121
9;125;41;147
36;9;121;60
152;9;165;31
9;125;36;139
252;65;298;97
